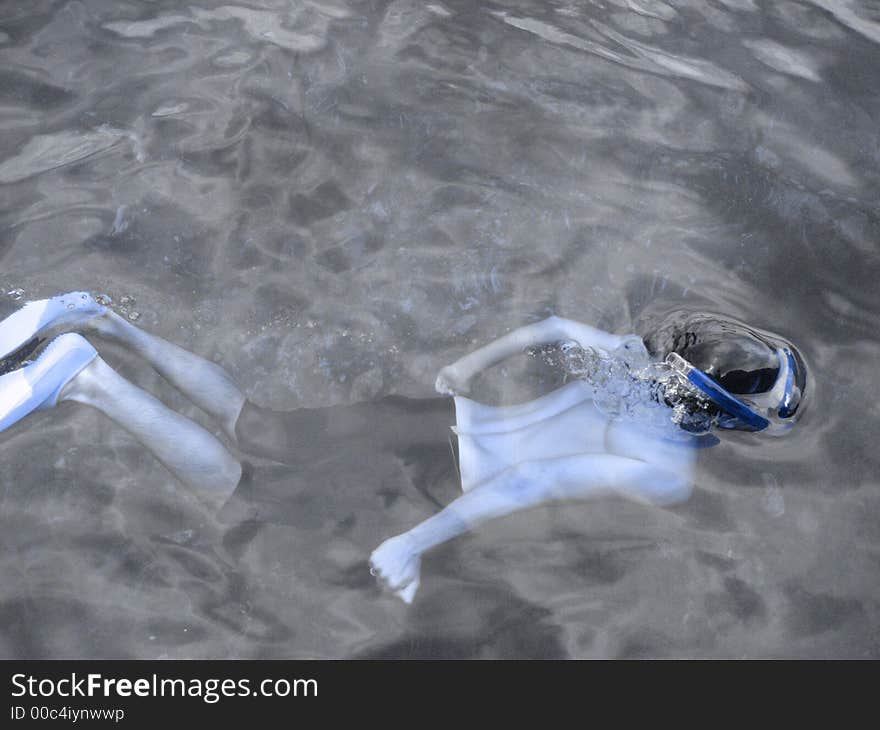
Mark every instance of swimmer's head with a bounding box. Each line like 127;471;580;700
643;311;808;434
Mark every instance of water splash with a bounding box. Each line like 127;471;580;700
528;338;718;433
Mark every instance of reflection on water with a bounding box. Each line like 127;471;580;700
0;0;878;658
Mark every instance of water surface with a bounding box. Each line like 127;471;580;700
1;0;879;658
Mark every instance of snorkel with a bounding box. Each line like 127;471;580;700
666;347;799;432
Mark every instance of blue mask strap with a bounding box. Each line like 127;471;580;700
666;353;770;431
685;368;770;430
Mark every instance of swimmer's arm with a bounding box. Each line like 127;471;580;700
407;455;689;551
370;455;691;602
435;316;627;394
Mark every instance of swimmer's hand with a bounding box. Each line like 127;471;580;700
369;533;422;604
435;364;470;396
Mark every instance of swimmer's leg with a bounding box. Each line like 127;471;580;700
370;454;691;603
85;310;246;442
82;310;453;464
59;354;242;504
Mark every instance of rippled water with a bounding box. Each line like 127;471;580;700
1;0;879;658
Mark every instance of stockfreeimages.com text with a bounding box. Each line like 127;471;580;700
11;673;317;704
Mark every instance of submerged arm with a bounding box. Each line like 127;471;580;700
370;454;690;602
435;316;631;394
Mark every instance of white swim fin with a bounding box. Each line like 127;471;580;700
0;291;105;361
0;333;98;433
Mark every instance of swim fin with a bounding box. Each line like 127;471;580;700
0;333;98;433
0;291;105;362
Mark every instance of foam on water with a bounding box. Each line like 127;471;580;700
528;338;717;435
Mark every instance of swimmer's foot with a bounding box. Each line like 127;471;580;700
0;291;106;363
0;333;98;433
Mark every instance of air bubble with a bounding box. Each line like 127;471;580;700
761;473;785;517
7;288;24;300
117;294;139;320
95;294;112;305
528;339;716;434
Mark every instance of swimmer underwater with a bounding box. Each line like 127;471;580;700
0;292;807;603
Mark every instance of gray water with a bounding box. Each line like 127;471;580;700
1;0;878;658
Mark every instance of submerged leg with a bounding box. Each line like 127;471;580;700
85;310;246;442
83;308;454;468
60;355;242;504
